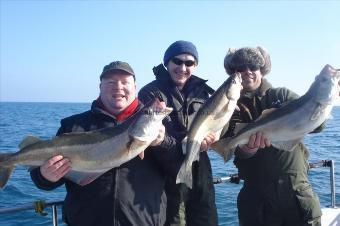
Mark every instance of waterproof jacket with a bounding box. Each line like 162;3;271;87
30;100;183;226
138;64;218;226
224;78;322;225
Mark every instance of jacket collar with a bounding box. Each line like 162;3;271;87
91;97;140;121
153;63;209;99
242;78;272;99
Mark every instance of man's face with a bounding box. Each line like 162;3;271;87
236;65;263;91
166;54;197;90
100;72;136;115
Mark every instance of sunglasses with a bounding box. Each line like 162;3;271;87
235;64;260;72
171;58;196;67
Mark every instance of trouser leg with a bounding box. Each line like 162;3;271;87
185;154;218;226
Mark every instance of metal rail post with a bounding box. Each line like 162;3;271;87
52;205;58;226
330;160;336;208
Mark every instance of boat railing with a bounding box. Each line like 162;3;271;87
214;159;338;208
0;160;338;226
0;200;63;226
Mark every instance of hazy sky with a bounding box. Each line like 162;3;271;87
1;1;339;104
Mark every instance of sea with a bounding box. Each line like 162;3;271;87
0;102;339;226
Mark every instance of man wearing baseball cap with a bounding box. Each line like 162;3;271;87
31;60;183;226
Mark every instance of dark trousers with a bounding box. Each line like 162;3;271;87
238;174;321;226
165;153;218;226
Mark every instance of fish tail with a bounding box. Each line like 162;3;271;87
0;153;15;188
176;162;193;189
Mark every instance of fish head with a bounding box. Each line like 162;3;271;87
128;98;172;141
225;72;243;101
314;64;340;104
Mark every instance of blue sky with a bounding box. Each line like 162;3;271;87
1;1;339;104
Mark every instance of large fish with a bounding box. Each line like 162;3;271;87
176;73;242;188
0;99;172;188
212;64;340;162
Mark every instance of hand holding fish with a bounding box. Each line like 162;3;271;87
239;132;271;154
139;125;166;159
40;155;71;182
150;125;165;147
149;99;166;148
200;132;217;152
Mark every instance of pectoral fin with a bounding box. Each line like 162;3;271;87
233;123;248;135
214;102;232;119
64;170;109;186
211;138;234;163
311;104;325;121
182;137;188;154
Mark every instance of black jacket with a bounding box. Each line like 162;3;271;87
138;64;218;226
30;100;183;226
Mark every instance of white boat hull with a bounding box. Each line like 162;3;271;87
322;207;340;226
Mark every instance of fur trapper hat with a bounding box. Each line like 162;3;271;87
224;46;271;76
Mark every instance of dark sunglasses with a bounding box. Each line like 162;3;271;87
171;58;196;67
235;64;260;72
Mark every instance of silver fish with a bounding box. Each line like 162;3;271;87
176;73;242;188
212;65;340;162
0;99;172;188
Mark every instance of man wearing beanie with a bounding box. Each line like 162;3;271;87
221;47;322;226
139;40;218;226
31;60;184;226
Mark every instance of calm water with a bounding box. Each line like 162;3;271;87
0;102;339;226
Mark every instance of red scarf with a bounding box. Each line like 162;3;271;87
97;97;139;122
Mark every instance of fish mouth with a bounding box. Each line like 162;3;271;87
235;72;242;81
154;107;173;115
162;107;173;115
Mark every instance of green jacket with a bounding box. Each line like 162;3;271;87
227;78;322;223
227;78;312;183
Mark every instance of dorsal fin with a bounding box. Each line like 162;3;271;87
19;135;41;149
233;123;248;134
256;108;278;121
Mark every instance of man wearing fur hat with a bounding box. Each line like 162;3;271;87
138;40;218;226
222;47;322;226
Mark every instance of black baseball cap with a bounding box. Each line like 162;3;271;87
100;61;135;80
